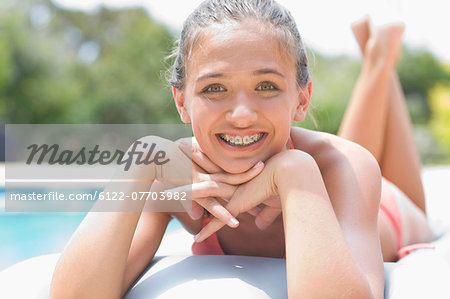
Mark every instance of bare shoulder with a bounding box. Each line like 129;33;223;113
290;126;379;171
291;127;381;213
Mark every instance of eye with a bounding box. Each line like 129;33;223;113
202;84;226;93
256;82;278;91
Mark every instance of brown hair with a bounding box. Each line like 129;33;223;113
168;0;310;90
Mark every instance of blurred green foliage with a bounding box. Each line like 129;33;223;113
298;52;360;134
429;84;450;163
1;1;450;163
397;47;450;124
0;1;179;124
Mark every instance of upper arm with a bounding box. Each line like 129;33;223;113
122;210;171;295
322;144;384;299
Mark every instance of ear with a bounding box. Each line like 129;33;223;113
172;86;191;123
293;80;312;122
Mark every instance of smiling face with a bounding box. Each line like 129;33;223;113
173;21;312;173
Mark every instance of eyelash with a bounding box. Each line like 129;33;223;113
201;84;226;93
256;81;279;91
201;82;279;94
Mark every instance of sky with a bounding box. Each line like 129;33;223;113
53;0;450;63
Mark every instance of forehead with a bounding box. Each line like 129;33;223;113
186;21;295;78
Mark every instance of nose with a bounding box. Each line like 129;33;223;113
225;92;257;127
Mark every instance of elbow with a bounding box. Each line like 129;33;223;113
345;281;375;299
337;272;376;299
288;288;374;299
287;273;375;299
50;287;69;299
288;289;373;299
50;263;65;298
50;264;77;299
337;275;376;299
50;276;71;299
50;265;106;299
50;270;122;299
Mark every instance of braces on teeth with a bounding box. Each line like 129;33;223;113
220;133;264;146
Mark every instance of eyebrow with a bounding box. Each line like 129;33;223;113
253;68;285;78
195;73;229;83
195;68;285;83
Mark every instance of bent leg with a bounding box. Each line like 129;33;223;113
380;73;426;212
338;18;426;213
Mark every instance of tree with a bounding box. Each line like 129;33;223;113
0;1;179;124
397;46;450;123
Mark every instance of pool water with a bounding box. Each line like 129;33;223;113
0;190;182;271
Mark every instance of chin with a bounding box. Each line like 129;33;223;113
216;159;256;174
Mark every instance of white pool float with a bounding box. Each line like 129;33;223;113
1;248;450;299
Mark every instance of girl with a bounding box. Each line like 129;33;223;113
51;1;436;298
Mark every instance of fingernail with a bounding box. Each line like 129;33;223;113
253;161;264;169
230;218;239;226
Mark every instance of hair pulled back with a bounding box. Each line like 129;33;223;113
168;0;309;90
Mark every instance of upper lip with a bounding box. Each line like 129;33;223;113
216;130;266;137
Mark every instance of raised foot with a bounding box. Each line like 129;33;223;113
351;16;371;53
365;22;405;68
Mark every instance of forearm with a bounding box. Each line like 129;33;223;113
51;172;155;298
277;154;373;298
51;136;186;298
51;211;144;298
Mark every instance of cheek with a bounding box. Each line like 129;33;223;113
191;121;205;144
271;103;295;124
189;97;226;128
191;113;212;145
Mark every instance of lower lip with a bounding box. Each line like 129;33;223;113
216;133;267;152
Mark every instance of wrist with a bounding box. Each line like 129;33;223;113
273;150;319;195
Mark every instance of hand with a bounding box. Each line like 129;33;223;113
192;150;292;242
192;149;319;242
173;137;265;228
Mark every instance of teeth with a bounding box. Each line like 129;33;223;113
219;133;264;146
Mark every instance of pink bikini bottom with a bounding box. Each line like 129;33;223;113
192;178;434;260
